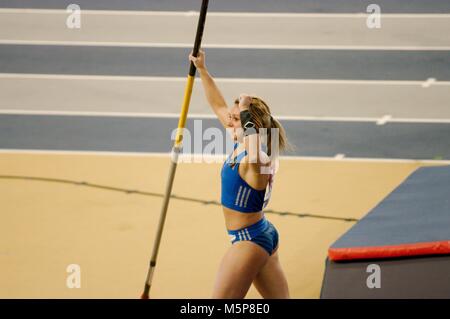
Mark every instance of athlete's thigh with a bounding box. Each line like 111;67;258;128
212;241;269;299
253;250;290;299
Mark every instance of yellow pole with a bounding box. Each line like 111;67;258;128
141;0;209;299
174;75;195;147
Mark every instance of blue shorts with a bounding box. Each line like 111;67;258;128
227;216;279;256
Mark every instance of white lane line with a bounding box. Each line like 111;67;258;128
281;156;450;164
1;8;450;18
376;115;392;125
0;149;449;165
0;73;191;82
2;109;450;123
2;73;450;86
0;109;218;118
422;77;437;88
1;40;450;51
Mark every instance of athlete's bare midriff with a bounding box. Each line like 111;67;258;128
222;207;264;230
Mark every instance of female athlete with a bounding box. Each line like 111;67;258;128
189;50;290;299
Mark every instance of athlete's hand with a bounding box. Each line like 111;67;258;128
189;49;206;71
238;93;252;110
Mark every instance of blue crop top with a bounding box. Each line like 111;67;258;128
221;143;273;213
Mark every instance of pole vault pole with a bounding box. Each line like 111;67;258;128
141;0;209;299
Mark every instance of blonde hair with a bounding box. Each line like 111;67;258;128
234;96;293;156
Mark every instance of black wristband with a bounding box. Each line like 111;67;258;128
240;110;257;136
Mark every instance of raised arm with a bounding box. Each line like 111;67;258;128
238;94;271;171
189;50;230;128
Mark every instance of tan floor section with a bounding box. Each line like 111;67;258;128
0;153;438;298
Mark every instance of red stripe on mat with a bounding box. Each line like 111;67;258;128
328;240;450;261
